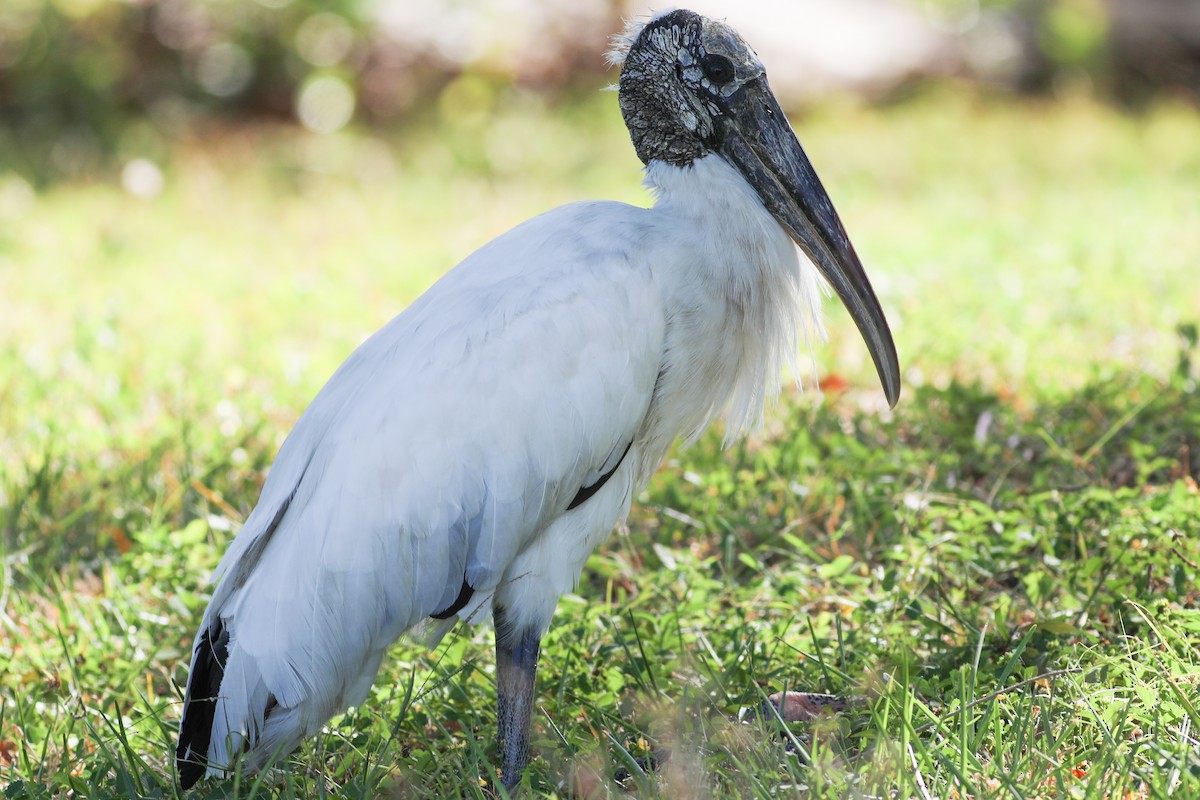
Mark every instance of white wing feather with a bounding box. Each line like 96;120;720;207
188;200;667;772
183;152;818;778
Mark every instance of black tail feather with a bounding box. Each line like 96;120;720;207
177;620;230;789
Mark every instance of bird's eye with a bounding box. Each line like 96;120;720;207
700;54;735;84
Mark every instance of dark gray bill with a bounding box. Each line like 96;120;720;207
717;78;901;408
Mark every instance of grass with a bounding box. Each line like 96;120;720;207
2;84;1200;797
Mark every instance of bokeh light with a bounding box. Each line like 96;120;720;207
195;42;255;97
297;74;355;133
121;159;165;199
296;12;354;67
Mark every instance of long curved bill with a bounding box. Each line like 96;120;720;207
718;79;901;408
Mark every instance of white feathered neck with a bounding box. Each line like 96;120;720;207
642;154;827;444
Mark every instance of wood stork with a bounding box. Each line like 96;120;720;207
176;8;900;791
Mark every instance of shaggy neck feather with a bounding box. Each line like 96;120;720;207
644;154;827;442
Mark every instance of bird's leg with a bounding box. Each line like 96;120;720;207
494;609;541;792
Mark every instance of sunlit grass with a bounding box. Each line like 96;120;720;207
4;88;1198;401
2;88;1199;798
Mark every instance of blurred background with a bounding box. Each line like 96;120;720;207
2;0;1199;184
2;0;1199;512
2;0;1199;492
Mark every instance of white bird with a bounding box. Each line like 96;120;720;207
176;8;900;792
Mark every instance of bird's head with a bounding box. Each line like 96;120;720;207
610;10;901;408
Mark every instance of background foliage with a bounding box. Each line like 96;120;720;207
3;0;1199;183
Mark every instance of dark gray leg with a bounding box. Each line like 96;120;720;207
494;609;541;792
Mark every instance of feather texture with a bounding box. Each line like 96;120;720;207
177;152;822;783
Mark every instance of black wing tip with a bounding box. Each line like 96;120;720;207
177;756;205;790
567;440;633;511
177;620;231;789
430;575;475;620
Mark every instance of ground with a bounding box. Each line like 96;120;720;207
1;87;1199;798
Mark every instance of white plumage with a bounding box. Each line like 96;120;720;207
185;154;818;772
177;9;897;791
